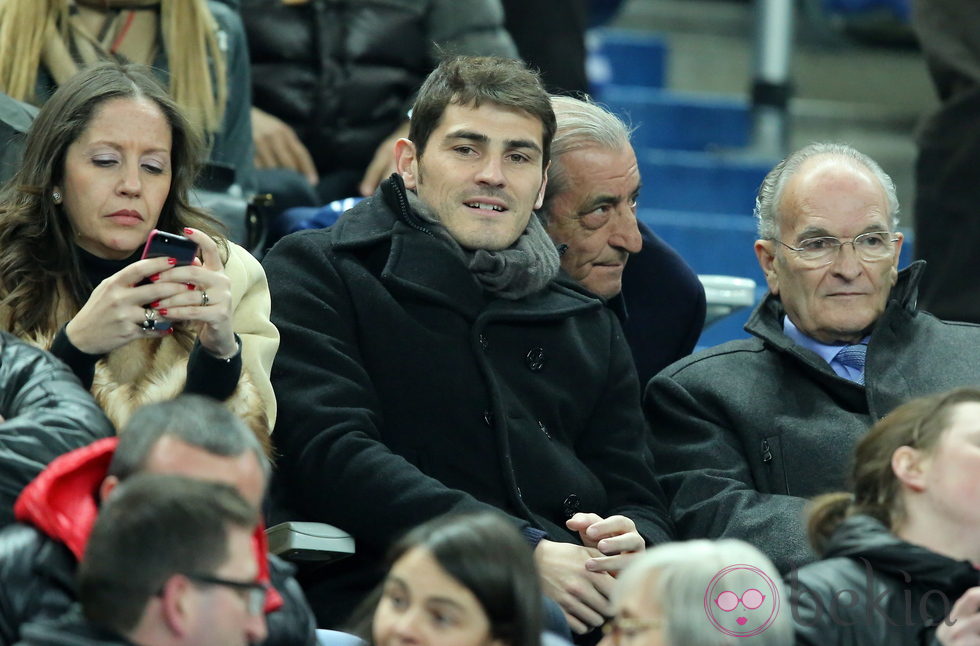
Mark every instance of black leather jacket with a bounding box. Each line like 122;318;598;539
0;332;113;530
792;515;978;646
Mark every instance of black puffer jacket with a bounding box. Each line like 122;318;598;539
0;331;113;530
791;515;978;646
14;607;136;645
242;0;517;177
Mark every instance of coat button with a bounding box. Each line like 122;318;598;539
482;409;494;427
525;347;545;371
479;334;489;351
562;494;581;519
538;420;552;439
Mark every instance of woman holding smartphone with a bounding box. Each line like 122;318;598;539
0;61;278;447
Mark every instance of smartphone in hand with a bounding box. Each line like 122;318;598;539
137;230;199;331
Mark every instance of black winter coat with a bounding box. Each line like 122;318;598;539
264;176;673;627
0;333;113;530
646;263;980;573
791;515;977;646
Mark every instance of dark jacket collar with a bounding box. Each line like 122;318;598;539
745;261;926;351
825;515;977;594
330;175;603;321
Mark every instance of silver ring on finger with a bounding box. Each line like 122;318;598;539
200;289;209;307
139;307;157;332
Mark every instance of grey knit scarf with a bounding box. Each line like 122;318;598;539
406;191;560;300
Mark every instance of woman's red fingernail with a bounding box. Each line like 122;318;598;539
150;301;160;308
186;283;195;290
166;328;174;335
158;308;168;316
167;257;177;265
150;274;159;282
184;228;193;235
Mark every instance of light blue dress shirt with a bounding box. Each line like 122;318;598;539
782;317;868;384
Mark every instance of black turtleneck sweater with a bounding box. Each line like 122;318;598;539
48;247;242;401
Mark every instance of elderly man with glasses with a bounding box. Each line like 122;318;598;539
645;142;980;574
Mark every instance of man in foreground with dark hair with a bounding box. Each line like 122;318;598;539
264;55;672;634
17;474;265;645
0;395;316;646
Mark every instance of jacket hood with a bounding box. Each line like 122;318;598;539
825;515;978;594
14;437;117;561
12;437;283;613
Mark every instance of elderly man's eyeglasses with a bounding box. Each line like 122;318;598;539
772;231;899;265
601;617;663;644
185;573;268;616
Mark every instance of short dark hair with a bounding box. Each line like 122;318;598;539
108;394;270;481
352;512;542;646
408;56;556;168
78;474;258;633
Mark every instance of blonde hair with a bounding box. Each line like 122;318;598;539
0;0;226;135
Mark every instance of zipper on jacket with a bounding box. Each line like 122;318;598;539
761;439;773;464
382;173;432;236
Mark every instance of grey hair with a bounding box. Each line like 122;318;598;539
753;142;900;239
540;94;633;215
614;539;793;646
108;394;271;482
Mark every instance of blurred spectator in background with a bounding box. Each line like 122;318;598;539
0;92;35;185
601;539;792;646
539;95;705;386
0;395;316;646
501;0;589;96
0;61;279;444
911;0;980;323
15;475;266;646
240;0;517;216
0;330;113;530
0;0;254;191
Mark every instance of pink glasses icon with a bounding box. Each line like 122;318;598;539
714;589;766;612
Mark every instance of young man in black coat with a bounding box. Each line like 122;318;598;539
263;55;673;635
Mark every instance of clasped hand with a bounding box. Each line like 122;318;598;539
534;513;645;634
